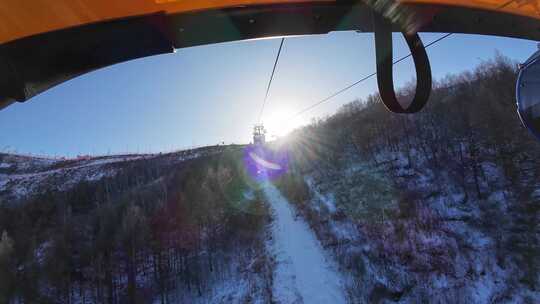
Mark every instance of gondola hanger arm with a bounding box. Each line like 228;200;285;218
372;12;432;114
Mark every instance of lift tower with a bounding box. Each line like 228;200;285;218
253;124;266;145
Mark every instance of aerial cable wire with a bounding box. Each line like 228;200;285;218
286;33;452;119
258;37;285;123
285;0;515;120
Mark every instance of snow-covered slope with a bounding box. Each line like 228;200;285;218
1;140;537;303
0;146;224;204
263;182;347;304
280;147;540;303
0;145;352;304
0;145;278;304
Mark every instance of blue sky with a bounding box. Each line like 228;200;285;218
0;32;536;157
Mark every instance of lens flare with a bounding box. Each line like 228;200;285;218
263;107;306;137
243;144;289;181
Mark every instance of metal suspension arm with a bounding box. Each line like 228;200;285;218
373;12;432;113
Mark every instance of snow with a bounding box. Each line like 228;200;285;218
532;188;540;200
305;176;337;213
0;149;220;202
58;155;146;169
0;174;8;188
243;189;255;200
0;157;130;199
150;248;270;304
329;220;359;242
262;182;347;304
163;273;252;304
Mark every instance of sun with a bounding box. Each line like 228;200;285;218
262;107;306;138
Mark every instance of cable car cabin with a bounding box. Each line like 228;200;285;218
253;125;267;145
3;1;540;112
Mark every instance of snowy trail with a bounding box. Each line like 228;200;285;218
262;182;347;304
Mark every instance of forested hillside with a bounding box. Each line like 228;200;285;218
0;55;539;304
0;147;273;303
276;55;540;302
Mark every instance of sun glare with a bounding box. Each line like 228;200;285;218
263;107;306;138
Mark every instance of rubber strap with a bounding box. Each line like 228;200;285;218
373;13;432;113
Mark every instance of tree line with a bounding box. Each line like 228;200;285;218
0;148;269;303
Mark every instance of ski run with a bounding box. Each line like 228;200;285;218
262;182;348;304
